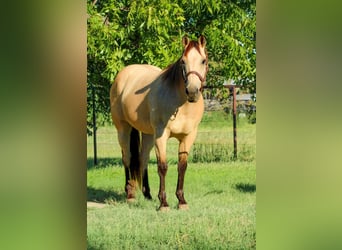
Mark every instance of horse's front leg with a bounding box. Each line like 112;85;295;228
176;151;188;209
154;132;170;211
176;131;197;210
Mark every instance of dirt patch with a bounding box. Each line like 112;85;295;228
87;201;106;208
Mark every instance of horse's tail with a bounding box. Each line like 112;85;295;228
129;127;142;188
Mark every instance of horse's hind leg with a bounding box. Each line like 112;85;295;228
141;133;154;199
116;122;136;201
155;132;170;210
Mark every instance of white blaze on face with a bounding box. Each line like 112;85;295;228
183;47;207;102
181;35;208;102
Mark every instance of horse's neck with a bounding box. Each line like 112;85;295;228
172;62;188;97
165;77;187;106
148;75;185;115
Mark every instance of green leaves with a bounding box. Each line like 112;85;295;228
87;0;256;133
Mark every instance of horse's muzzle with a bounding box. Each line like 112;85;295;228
186;87;199;103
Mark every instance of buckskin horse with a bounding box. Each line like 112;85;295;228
110;35;208;211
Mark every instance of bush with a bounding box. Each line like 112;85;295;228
191;143;255;162
246;104;256;124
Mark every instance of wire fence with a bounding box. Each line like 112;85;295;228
87;105;256;168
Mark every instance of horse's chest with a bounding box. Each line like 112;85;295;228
150;96;204;136
168;114;196;135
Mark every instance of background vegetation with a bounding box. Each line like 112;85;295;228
87;0;256;133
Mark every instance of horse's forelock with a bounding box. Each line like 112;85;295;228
184;41;201;56
184;41;208;58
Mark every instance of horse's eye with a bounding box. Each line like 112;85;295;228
202;59;207;64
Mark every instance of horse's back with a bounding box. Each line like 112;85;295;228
110;64;162;133
111;64;161;96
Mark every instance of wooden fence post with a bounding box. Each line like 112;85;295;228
225;84;237;160
91;82;98;165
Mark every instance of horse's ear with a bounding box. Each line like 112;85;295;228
182;35;190;47
198;35;206;48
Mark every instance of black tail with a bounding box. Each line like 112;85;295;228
129;127;142;187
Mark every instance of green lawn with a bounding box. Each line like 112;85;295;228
87;111;256;249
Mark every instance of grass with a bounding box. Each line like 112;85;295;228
87;111;256;249
87;163;256;249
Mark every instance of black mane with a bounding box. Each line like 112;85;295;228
160;57;183;84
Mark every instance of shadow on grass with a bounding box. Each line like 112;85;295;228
87;186;126;203
204;190;224;196
87;243;97;250
87;242;103;250
87;157;123;170
234;183;256;193
87;157;166;170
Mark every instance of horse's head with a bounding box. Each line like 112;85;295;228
181;35;208;103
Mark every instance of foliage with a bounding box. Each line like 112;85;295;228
87;0;256;134
246;102;256;124
192;142;255;162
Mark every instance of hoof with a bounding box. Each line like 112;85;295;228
143;193;152;200
158;206;170;212
178;204;189;210
127;198;136;203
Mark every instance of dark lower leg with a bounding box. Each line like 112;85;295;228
158;161;169;208
141;134;154;200
142;168;152;199
176;153;188;205
118;128;137;201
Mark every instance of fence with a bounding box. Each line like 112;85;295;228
87;93;256;168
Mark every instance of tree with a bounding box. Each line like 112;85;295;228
87;0;256;134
